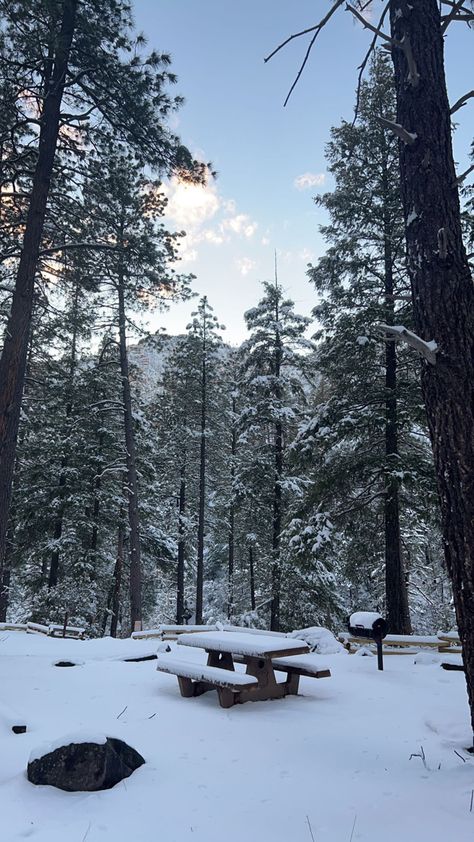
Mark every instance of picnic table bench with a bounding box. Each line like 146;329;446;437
156;631;331;708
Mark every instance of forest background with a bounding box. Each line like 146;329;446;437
0;0;472;643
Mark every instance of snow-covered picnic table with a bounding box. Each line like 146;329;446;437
156;631;331;708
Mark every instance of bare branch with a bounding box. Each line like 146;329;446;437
441;0;473;31
264;0;346;107
352;2;390;125
453;163;474;187
441;0;472;10
450;90;474;114
345;4;393;43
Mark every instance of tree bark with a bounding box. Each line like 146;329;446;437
176;458;186;624
227;395;236;620
271;290;283;631
390;0;474;732
49;282;80;588
117;270;142;632
110;520;124;639
195;318;207;625
249;543;256;612
0;0;78;580
0;560;11;622
382;165;412;634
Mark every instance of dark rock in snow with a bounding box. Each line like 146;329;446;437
54;661;78;667
27;736;145;791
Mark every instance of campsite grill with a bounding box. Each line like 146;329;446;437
348;612;387;670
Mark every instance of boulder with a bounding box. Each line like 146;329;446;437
28;735;144;791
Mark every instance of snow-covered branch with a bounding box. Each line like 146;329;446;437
377;324;437;365
378;117;417;145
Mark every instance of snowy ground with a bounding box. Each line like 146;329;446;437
1;630;473;842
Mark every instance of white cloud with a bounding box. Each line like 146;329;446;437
201;228;225;245
294;172;326;191
261;236;270;246
236;257;256;276
162;173;259;264
299;248;315;261
179;246;198;264
163;178;220;229
221;213;257;239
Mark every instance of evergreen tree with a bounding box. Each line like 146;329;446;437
302;54;439;632
186;298;225;624
80;144;192;632
241;275;312;630
0;0;206;597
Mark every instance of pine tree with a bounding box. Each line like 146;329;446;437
242;274;312;630
303;54;438;632
186;298;225;624
79;144;192;632
146;334;200;625
0;0;206;596
268;0;474;744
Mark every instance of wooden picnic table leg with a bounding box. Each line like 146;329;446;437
206;650;234;671
177;676;195;698
178;675;221;699
285;670;300;695
236;656;287;703
217;688;236;709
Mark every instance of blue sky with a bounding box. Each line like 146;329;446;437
132;1;473;344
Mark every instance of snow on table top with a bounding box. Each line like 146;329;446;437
156;655;258;687
177;631;309;658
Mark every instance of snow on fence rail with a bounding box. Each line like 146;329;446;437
0;621;85;638
131;624;219;641
338;631;461;654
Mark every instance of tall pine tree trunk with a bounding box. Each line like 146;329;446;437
382;184;411;634
227;396;236;620
390;0;474;732
88;437;103;559
117;270;142;632
249;543;256;612
270;289;283;632
176;458;186;624
49;284;80;588
0;0;77;583
271;418;283;630
110;519;124;638
0;556;11;622
195;346;206;625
